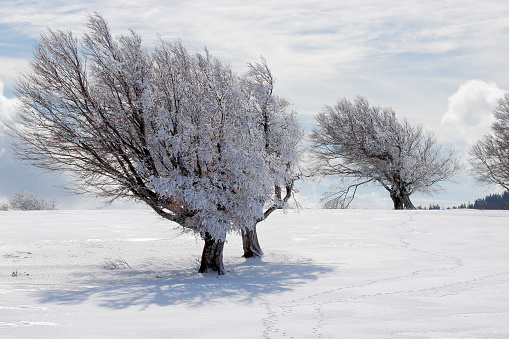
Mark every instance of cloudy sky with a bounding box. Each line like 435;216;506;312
1;0;508;209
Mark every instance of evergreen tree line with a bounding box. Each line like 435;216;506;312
412;191;509;210
414;204;444;210
455;191;509;210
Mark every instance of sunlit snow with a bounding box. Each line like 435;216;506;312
1;209;508;338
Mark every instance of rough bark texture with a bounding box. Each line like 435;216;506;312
242;225;263;258
198;232;225;275
402;195;415;209
390;190;415;210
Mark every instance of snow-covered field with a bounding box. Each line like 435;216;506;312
1;209;508;338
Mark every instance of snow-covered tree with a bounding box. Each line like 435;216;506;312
469;92;509;190
240;59;301;257
310;96;459;209
10;14;300;274
5;192;58;210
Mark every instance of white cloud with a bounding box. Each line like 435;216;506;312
2;1;508;79
0;78;17;121
0;78;19;157
1;1;509;118
438;80;506;145
0;57;28;86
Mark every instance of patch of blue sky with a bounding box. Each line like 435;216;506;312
0;25;35;97
0;24;34;58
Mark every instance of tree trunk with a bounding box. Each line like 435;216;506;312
391;192;403;209
402;194;415;209
390;190;415;210
198;232;226;275
242;224;263;258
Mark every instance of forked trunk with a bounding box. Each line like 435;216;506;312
390;190;415;210
242;224;263;258
199;232;226;275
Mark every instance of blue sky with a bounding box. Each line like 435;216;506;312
1;0;509;209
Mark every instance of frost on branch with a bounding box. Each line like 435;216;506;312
3;192;58;211
310;96;459;209
239;58;302;257
10;13;301;274
469;92;509;190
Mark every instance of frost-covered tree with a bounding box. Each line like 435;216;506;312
10;14;300;274
469;92;509;190
310;96;459;209
240;60;301;257
4;192;58;210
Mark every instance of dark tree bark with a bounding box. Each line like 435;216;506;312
391;192;403;209
198;232;226;275
390;189;415;210
241;183;294;258
241;224;263;258
402;195;415;209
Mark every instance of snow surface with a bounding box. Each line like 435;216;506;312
1;209;508;338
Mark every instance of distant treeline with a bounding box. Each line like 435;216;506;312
416;204;447;210
457;190;509;210
414;191;509;210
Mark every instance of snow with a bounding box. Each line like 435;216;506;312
1;209;508;338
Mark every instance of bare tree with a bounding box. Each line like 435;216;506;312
469;92;509;190
310;96;459;209
10;14;299;274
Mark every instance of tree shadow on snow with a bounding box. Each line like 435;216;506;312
36;258;334;309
